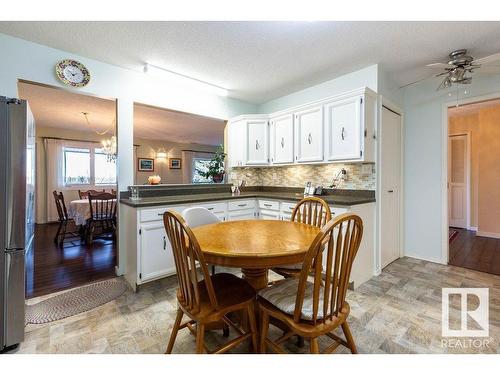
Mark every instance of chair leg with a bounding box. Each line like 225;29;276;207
54;221;63;245
211;265;216;275
310;337;320;354
222;325;230;337
341;322;358;354
246;304;258;353
259;309;269;353
296;335;305;348
165;308;183;354
196;323;205;354
59;221;67;247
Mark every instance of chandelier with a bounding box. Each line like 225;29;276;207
101;136;117;162
82;112;117;162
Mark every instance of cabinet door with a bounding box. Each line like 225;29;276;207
294;105;324;162
139;221;175;282
227;120;246;167
227;209;256;221
246;119;269;165
325;96;362;161
271;114;294;164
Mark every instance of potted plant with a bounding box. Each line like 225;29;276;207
197;145;226;183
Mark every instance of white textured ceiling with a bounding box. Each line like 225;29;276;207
3;22;500;103
18;82;224;145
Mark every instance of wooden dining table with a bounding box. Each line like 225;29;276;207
192;219;320;291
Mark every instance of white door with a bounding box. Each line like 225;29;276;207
448;134;468;228
325;96;362;161
380;107;401;268
295;105;324;162
246;119;269;165
271;114;294;164
139;221;175;282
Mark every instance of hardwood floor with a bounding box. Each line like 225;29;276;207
449;227;500;275
26;223;117;299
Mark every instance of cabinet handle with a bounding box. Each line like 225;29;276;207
163;236;167;250
341;127;345;141
308;133;312;144
281;137;284;148
387;190;394;193
264;203;272;207
207;207;214;210
238;204;247;207
255;139;259;150
158;213;164;216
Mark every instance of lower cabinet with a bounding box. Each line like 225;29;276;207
138;221;176;282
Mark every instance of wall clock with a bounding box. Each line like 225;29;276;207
55;59;91;87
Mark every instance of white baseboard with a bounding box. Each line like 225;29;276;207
476;231;500;239
469;226;478;231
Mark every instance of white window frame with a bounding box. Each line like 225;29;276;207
63;141;116;188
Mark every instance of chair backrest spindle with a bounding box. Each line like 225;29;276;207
293;213;363;324
291;197;332;228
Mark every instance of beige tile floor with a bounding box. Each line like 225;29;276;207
16;257;500;354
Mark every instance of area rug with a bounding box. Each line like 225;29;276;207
26;278;128;324
449;229;459;243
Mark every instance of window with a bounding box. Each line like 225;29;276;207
64;147;91;185
63;145;116;186
192;158;213;183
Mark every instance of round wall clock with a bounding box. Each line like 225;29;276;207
55;59;91;87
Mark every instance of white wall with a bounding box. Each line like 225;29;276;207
257;65;378;113
402;73;500;263
0;33;256;274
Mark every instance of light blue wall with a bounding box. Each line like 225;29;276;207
402;74;500;262
258;65;378;113
0;33;256;274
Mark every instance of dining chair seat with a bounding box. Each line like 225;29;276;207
258;278;327;321
182;273;256;320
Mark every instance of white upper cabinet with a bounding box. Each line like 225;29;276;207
227;119;246;167
270;114;294;164
226;88;376;167
294;105;324;163
246;119;269;165
325;96;362;161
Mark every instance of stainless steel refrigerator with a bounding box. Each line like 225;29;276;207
0;97;35;352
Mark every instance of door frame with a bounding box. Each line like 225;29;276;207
441;91;500;264
447;132;471;230
376;96;404;275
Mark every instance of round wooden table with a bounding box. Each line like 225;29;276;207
192;220;320;290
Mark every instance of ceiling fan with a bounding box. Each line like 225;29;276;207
403;49;500;90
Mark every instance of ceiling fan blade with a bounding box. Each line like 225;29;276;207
399;75;434;88
426;63;451;69
474;52;500;65
434;71;449;77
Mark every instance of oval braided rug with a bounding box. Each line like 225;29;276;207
26;278;128;324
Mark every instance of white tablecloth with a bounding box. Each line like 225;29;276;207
68;199;117;225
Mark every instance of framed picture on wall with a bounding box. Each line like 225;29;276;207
138;158;154;171
169;158;182;169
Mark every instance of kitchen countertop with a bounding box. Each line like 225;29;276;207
120;190;375;208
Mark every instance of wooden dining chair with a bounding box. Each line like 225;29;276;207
272;197;332;279
87;192;117;243
163;210;258;354
78;189;105;199
52;190;80;247
258;213;363;354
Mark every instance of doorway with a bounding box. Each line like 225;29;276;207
380;105;402;269
447;98;500;275
18;80;119;298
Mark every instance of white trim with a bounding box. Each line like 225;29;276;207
476;231;500;239
376;96;404;275
448;132;471;230
470;226;478;232
441;90;500;265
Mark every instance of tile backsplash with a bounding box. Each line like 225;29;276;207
229;163;376;190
